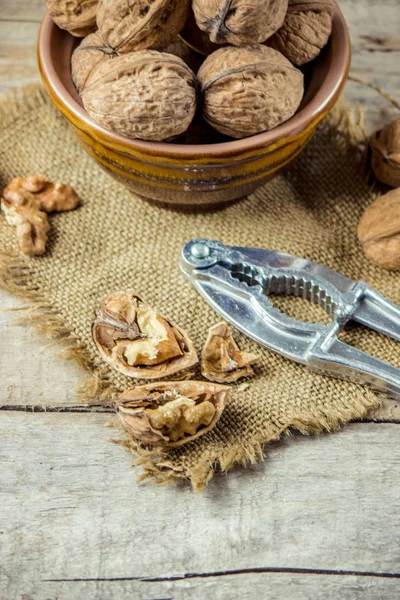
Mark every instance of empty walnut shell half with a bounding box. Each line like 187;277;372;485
267;0;334;66
192;0;288;46
370;120;400;188
92;290;198;378
357;188;400;271
197;45;304;138
97;0;191;53
45;0;98;37
116;380;230;447
202;322;258;383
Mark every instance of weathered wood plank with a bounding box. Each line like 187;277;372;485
0;1;45;22
0;413;399;599
0;21;41;94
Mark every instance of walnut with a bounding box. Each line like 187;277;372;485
161;39;203;74
192;0;288;46
45;0;98;37
1;175;79;256
267;0;334;66
370;120;400;188
92;290;198;378
357;188;400;270
180;7;224;56
81;51;197;141
197;45;304;138
202;322;258;383
71;31;117;94
97;0;191;53
116;380;230;446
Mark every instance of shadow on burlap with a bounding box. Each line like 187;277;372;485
1;85;398;490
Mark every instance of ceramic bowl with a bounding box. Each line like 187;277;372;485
38;6;350;207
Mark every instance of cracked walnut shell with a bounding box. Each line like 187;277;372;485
81;51;197;141
267;0;333;66
92;291;198;378
358;188;400;271
370;120;400;188
197;45;304;138
202;322;258;383
1;174;79;256
192;0;288;46
45;0;98;37
97;0;191;53
117;380;230;446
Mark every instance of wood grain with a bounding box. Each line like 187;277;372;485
1;412;399;599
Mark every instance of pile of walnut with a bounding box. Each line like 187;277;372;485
45;0;335;142
358;118;400;270
92;290;259;446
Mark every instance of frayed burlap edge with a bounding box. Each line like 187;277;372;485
0;85;382;491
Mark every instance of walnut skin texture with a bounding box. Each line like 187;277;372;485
81;51;197;141
92;290;198;378
1;175;79;256
370;120;400;188
202;322;258;383
193;0;288;46
45;0;98;37
358;189;400;271
116;380;230;446
267;0;333;66
71;31;117;94
197;45;304;138
97;0;191;53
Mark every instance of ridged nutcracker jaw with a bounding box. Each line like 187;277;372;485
180;239;400;399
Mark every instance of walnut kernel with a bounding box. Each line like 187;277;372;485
370;120;400;188
45;0;98;37
116;380;230;446
92;290;198;378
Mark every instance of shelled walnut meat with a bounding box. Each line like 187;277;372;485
1;175;79;256
92;290;198;378
192;0;288;46
202;322;258;383
197;45;304;138
267;0;334;66
370;120;400;188
81;51;197;141
116;381;230;446
45;0;98;37
71;31;117;94
97;0;191;53
358;188;400;271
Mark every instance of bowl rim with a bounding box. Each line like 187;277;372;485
38;5;351;157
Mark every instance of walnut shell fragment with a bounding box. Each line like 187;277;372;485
202;322;258;383
1;174;79;256
45;0;98;37
92;291;198;378
71;31;117;94
192;0;288;46
197;45;304;138
117;380;230;446
370;120;400;188
97;0;191;53
357;188;400;270
267;0;334;66
81;51;197;141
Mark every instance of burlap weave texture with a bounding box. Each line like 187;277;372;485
1;86;398;489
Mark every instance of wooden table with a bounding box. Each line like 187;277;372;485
1;2;399;599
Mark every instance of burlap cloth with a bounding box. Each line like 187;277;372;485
1;85;399;490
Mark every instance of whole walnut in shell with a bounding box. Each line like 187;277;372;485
97;0;191;53
71;31;117;94
267;0;334;66
192;0;288;46
81;51;197;141
92;290;198;378
370;120;400;188
117;380;229;447
45;0;98;37
358;188;400;271
197;45;304;138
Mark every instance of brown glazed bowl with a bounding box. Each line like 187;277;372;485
38;5;350;207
